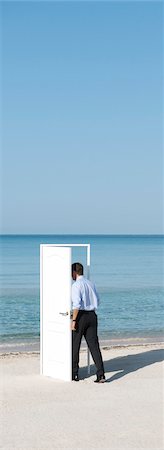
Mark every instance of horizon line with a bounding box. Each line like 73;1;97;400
0;233;163;237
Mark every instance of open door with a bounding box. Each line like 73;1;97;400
40;245;72;381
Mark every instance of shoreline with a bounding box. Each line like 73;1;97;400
1;342;164;359
0;336;163;355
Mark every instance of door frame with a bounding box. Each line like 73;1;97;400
40;243;91;377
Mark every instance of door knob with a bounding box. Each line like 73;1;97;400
59;311;69;316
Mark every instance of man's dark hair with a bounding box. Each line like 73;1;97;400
72;262;84;276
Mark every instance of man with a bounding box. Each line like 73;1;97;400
71;262;105;383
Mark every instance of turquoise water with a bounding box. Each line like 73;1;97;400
0;235;163;347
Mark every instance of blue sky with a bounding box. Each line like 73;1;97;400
1;1;163;234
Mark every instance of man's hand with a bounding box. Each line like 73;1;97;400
71;320;76;331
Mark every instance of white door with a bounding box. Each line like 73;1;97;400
40;245;72;381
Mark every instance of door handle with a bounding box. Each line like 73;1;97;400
59;311;69;316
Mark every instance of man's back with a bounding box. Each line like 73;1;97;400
72;275;100;311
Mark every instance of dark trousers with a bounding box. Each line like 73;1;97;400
72;310;105;378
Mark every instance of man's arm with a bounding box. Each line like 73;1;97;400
94;284;100;306
71;283;81;329
72;308;79;321
71;308;79;330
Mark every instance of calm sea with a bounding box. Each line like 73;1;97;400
0;235;163;350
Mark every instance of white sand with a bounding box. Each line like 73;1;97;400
1;343;164;450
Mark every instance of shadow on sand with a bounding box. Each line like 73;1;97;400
80;348;164;382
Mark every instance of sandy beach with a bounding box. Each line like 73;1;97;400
1;342;164;450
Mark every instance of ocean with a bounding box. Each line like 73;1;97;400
0;235;163;351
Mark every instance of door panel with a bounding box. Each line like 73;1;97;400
41;246;71;381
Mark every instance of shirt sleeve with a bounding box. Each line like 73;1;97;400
71;283;81;310
94;285;100;306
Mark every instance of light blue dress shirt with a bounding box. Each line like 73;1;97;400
72;275;100;311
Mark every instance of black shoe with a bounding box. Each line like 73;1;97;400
72;374;79;381
94;375;106;383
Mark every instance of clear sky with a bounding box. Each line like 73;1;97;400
1;1;163;234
